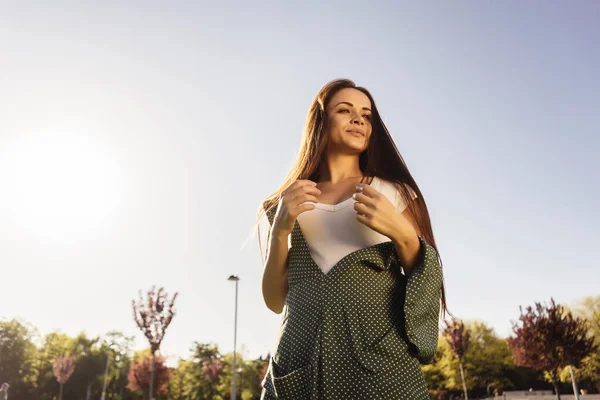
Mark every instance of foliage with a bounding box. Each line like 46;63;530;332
443;318;470;360
132;286;178;355
53;355;76;385
507;298;596;398
126;353;171;395
0;319;38;399
559;296;600;393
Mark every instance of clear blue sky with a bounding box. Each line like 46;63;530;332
1;1;598;365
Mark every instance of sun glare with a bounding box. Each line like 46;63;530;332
0;133;126;244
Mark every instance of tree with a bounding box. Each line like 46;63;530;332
127;353;171;398
216;352;265;400
203;355;224;399
53;355;76;400
507;298;596;400
166;342;223;400
559;296;600;394
0;319;37;399
168;359;197;400
421;342;447;392
431;321;517;397
459;322;514;393
443;318;470;400
99;331;135;400
68;333;106;400
132;286;178;400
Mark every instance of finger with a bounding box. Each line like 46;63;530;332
356;183;381;199
353;201;372;218
295;202;316;215
289;184;321;201
283;180;318;197
290;192;320;207
352;192;375;207
356;212;369;224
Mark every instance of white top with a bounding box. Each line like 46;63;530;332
294;176;418;274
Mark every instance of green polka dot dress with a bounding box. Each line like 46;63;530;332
260;202;443;400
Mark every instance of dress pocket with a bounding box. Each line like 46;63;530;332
272;362;313;400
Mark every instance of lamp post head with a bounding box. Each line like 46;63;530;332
227;275;240;281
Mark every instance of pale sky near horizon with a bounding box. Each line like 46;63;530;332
1;1;598;366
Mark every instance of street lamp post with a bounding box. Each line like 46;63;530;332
227;275;240;400
100;351;110;400
100;337;115;400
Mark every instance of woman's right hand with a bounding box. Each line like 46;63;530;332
271;179;321;238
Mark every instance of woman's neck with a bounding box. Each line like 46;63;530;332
318;154;362;184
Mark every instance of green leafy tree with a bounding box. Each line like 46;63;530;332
0;319;38;399
33;332;74;399
169;359;199;400
68;333;106;400
166;342;223;400
559;296;600;393
461;322;514;393
443;318;470;399
216;352;265;400
422;341;447;391
100;331;136;400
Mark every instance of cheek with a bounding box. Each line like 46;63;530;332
327;116;346;136
330;114;347;129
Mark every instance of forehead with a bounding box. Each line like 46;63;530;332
328;88;371;109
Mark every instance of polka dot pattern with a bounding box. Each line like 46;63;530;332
261;205;443;400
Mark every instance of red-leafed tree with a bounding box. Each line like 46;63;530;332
132;286;178;400
127;354;171;398
52;355;76;400
443;318;470;400
507;298;596;400
202;355;224;399
202;355;224;384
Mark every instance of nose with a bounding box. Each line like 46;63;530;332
351;112;365;125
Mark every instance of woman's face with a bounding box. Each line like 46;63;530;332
325;88;373;154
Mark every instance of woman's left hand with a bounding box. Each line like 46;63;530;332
353;183;417;244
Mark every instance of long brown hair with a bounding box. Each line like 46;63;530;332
255;78;447;314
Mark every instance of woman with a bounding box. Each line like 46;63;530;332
257;79;445;399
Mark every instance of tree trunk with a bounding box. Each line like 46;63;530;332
459;361;468;400
58;383;64;400
552;380;561;400
569;365;580;400
85;381;92;400
149;352;155;400
101;353;110;400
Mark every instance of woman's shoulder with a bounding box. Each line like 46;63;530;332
373;176;417;197
373;176;418;211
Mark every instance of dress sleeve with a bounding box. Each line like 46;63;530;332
400;236;443;365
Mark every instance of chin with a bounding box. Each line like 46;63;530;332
344;145;367;154
346;140;367;151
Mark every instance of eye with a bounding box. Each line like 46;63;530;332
338;108;350;113
363;114;372;121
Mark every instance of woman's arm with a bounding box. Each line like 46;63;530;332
261;227;290;314
390;199;423;275
260;181;320;314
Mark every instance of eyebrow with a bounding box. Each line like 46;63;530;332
333;101;372;112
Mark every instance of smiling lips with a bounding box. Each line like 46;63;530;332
346;128;365;137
